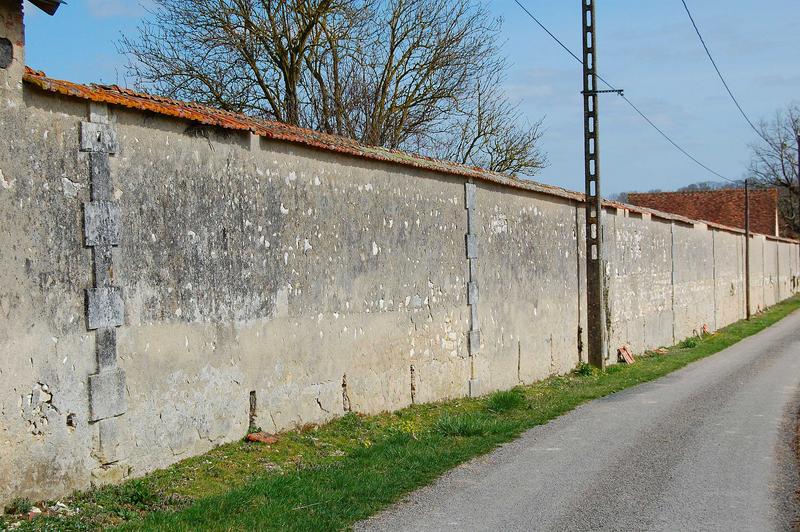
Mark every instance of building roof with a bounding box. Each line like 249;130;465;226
20;68;799;244
628;189;779;237
28;0;65;16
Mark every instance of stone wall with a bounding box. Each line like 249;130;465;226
1;62;799;507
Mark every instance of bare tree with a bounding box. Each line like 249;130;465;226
423;73;547;175
748;103;800;234
120;0;547;176
120;0;348;124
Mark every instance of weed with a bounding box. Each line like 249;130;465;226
433;413;513;437
485;389;525;412
4;497;32;515
679;338;698;349
574;362;596;377
100;479;157;510
389;418;421;437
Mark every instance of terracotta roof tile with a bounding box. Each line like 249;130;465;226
23;67;587;201
628;189;779;236
20;68;799;245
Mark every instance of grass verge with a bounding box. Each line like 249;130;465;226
4;295;799;531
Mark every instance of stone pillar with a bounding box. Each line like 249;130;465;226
465;182;482;397
81;102;131;485
0;0;24;104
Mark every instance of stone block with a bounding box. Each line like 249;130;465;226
465;183;476;210
93;246;114;287
95;328;117;371
467;281;479;305
466;235;478;259
468;378;482;398
94;416;126;464
84;201;121;246
86;287;124;330
88;368;127;421
89;152;113;201
80;121;118;153
469;329;481;354
249;132;260;152
467;208;478;235
470;304;479;330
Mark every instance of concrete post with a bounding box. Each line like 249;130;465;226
745;180;751;319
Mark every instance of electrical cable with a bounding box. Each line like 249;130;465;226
680;0;766;143
511;0;737;183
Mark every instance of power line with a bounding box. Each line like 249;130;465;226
511;0;736;184
617;94;735;183
680;0;766;142
512;0;582;64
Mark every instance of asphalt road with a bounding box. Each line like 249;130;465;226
358;311;800;531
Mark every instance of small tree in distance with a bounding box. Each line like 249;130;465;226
748;103;800;235
120;0;547;176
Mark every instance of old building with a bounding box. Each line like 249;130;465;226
628;188;783;237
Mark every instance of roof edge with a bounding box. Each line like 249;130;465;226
629;188;777;196
20;68;800;245
28;0;65;16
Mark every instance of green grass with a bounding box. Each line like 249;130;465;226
4;498;33;516
5;295;799;531
485;389;526;413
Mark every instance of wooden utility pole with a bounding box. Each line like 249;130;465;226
745;179;751;320
796;135;800;240
582;0;607;368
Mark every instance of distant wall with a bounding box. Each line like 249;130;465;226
1;82;799;506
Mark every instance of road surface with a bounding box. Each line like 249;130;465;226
358;310;800;531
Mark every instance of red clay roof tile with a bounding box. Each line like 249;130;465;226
23;67;587;202
20;68;799;245
629;189;779;236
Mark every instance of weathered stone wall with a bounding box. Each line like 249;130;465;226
1;78;799;506
671;222;716;341
749;236;767;313
713;230;747;329
475;184;583;392
606;210;674;354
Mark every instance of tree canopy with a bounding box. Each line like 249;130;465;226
121;0;546;176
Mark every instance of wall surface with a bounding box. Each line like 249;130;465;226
606;211;674;354
1;77;799;505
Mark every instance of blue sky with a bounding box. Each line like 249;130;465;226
24;0;799;195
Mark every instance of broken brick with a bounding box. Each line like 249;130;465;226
246;432;279;444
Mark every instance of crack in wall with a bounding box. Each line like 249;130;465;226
315;397;330;414
410;365;417;404
341;375;351;413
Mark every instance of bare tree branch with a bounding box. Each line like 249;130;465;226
748;103;800;234
119;0;547;176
